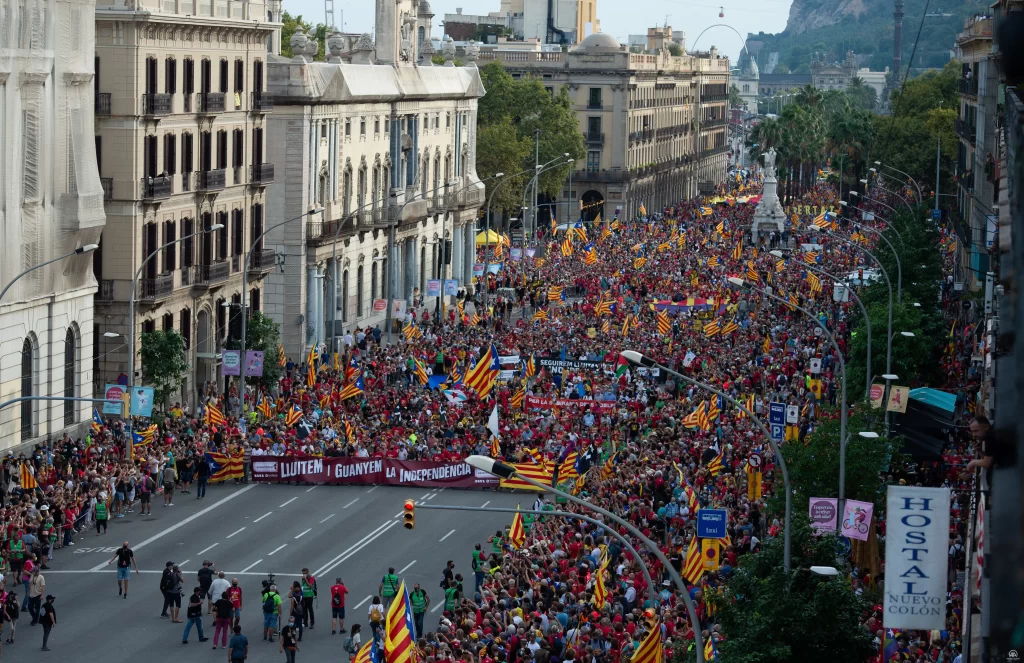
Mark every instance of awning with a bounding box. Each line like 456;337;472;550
909;388;957;414
889;388;960;461
475;230;501;246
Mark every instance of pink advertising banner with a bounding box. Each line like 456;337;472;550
249;456;500;489
840;499;874;541
809;497;839;534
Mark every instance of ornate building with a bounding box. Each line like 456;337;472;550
265;0;485;359
0;0;106;449
92;0;281;406
810;51;859;91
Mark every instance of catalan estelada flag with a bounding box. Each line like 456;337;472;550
277;344;287;367
600;452;618;480
256;392;273;419
656;310;671;335
704;319;721;337
353;638;380;663
630;617;663;663
204;401;226;427
464;344;500;398
339;375;365;401
592;549;609;609
284;403;304;427
707;449;724;476
638;202;647;218
508;506;527;549
306;343;318;388
682;401;705;429
583;243;598;265
731;240;743;260
721;319;739;335
91;409;104;434
706;255;720;268
511;388;525;409
548;286;564;302
414;358;429;385
561;237;574;257
523;354;536;378
384;582;418;663
806;271;823;293
20;463;38;491
682;535;704;584
205;452;244;482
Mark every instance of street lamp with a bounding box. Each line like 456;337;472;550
839;201;906;245
621;349;793;573
0;244;99;302
728;276;848;510
850;190;902;221
836;208;903;302
773;249;873;398
873;161;923;202
805;226;895;374
465;454;706;663
522;154;571;240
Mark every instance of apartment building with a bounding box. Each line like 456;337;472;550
480;32;730;220
265;0;485;359
93;0;281;404
0;0;106;449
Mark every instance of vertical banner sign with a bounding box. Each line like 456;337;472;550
244;351;265;377
869;383;886;409
426;279;442;297
884;486;950;630
443;279;459;296
840;499;874;542
808;497;839;534
222;350;241;376
473;263;485;278
103;384;127;415
887;385;911;413
130;387;155;418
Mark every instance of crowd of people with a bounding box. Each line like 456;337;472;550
1;165;984;663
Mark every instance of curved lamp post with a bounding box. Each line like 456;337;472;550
873;161;923;202
522;155;573;241
0;244;99;302
839;201;906;247
727;276;849;513
621;350;792;573
464;454;706;663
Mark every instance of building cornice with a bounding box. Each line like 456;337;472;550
96;8;279;34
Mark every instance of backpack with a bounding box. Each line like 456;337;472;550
263;592;276;614
159;569;172;592
951;544;966;570
343;636;356;654
370;605;383;622
332;590;343;607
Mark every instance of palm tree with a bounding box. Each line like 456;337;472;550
794;84;823;110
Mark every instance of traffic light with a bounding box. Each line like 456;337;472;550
403;499;415;529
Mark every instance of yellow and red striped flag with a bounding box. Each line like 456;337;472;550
592;549;609;609
682;536;704;584
508;507;527;549
20;463;38;491
656;309;671;335
385;583;418;663
630;616;663;663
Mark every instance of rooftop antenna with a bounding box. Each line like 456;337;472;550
664;14;670;28
325;0;336;31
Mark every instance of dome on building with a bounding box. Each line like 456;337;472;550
575;32;621;52
418;0;433;16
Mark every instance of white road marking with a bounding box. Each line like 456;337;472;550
439;529;456;542
314;520;400;578
367;486;378;493
480;501;491;508
88;484;257;572
399;560;417;573
295;528;312;539
179;559;190;568
280;497;299;508
253;512;273;523
240;559;264;573
268;544;288;556
226;527;246;539
320;514;336;523
353;595;372;610
306;485;319;493
343;498;360;508
420;492;432;499
196;543;219;556
431;601;444;613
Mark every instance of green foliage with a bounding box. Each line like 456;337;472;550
729;84;742;108
140;330;189;410
714;519;877;663
280;11;326;61
476;117;531;213
667;43;683;57
476;61;585;211
226;311;284;390
846;206;947;392
846;77;878;111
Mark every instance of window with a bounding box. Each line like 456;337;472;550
199;131;212;171
216;211;228;261
183;59;195;97
446;112;451;129
181;218;194;268
142;319;156;335
371;262;378;303
588;87;602;108
143;134;158;178
216;130;227;169
163;220;176;270
201;212;213;265
251;203;264;252
252;127;264;164
253;60;264;93
234;59;244;94
63;328;76;426
250;288;261;313
374;118;380;134
231;209;244;256
587;116;601;138
345;119;351;137
20;338;33;440
384;118;390;133
163;133;176;175
181;132;194;179
165;58;177;94
219;59;229;94
587;150;600;172
180;308;191;349
145;56;158;95
200;58;212;93
360;118;366;136
321;123;328;139
232;128;244;168
341;270;349;323
162;313;174;332
356;265;364;317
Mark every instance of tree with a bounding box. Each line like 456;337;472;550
280;11;326;60
140;330;189;410
713;519;877;663
226;311;284;390
476;117;531;217
729;84;742;108
667;43;683;57
846;76;878;111
773;62;791;75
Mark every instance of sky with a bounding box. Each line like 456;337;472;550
282;0;794;63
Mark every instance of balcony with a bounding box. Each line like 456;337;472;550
95;93;111;116
959;79;979;97
142;93;172;116
141;175;173;200
703;118;728;129
191;261;230;287
196;92;226;114
445;187;486;210
955;118;977;145
629;129;654;143
97;279;115;302
139;272;175;302
195;169;226;192
700;144;731;157
247;248;277;275
701;93;729;103
426;195;445;214
251;92;273;113
586;132;605;145
101;178;113;201
574;168;629;183
250;163;274;185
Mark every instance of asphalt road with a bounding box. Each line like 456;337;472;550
26;481;523;661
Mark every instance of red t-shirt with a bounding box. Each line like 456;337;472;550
330;583;348;607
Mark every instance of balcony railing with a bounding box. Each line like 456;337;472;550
955;118;977;144
98;279;115;302
445;187;486;210
101;177;113;201
95;93;111;116
139;272;175;301
703;118;728;129
701;93;729;103
191;261;230;286
700;144;731;157
251;92;273;113
142;93;172;116
307;217;356;243
629;129;654;143
141;175;173;200
250;163;274;184
247;248;277;274
959;79;979;97
195;169;226;192
574;168;628;183
196;92;226;113
586;132;605;145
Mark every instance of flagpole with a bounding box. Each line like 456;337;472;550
414;504;659;608
465;456;704;663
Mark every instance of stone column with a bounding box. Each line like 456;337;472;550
327;257;338;351
312;119;321;205
306;265;318;347
405;236;418;300
452;223;463;283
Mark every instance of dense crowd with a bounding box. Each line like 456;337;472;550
2;167;983;663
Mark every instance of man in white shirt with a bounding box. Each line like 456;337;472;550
209;571;230;614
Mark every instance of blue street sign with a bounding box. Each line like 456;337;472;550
932;209;941;220
768;401;785;441
697;509;728;539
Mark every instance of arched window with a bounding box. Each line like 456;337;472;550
356;265;364;318
64;327;77;426
21;338;34;440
